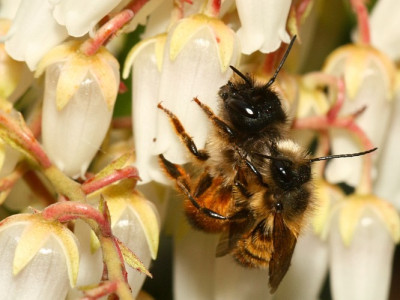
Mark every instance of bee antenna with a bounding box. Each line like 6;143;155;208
265;35;297;89
230;65;252;86
309;147;378;163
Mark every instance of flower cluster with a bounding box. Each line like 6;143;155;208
0;0;399;299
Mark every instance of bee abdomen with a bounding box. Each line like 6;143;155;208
232;239;271;268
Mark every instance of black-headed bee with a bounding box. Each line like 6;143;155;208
158;36;376;293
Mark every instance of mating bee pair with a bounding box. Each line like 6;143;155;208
158;36;375;293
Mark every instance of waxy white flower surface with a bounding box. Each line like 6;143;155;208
0;214;79;299
37;41;119;178
323;45;395;187
155;14;240;164
235;0;291;54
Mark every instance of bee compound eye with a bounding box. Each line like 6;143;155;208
271;160;295;190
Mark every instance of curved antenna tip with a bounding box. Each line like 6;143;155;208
309;147;378;163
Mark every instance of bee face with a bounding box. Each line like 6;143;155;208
218;80;287;134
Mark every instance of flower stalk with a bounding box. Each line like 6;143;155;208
350;0;371;44
80;9;135;56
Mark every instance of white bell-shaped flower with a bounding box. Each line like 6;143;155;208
235;0;292;55
328;194;400;300
36;40;119;178
323;45;396;187
155;14;240;164
0;213;79;299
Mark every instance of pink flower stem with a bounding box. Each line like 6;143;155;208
119;81;128;94
43;201;133;299
82;281;119;299
293;112;375;192
262;40;291;75
80;9;135;56
327;77;345;122
204;0;221;17
42;201;112;235
0;110;51;168
112;116;132;129
313;131;331;177
81;166;140;195
350;0;370;45
296;0;313;23
171;0;190;21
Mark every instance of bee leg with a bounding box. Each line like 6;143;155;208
234;179;252;198
193;97;236;139
244;159;269;187
159;154;227;220
157;103;209;161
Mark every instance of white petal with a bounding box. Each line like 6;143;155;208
0;224;70;299
52;0;123;37
174;226;219;300
374;94;400;209
131;40;169;184
140;0;173;39
329;209;395;300
274;228;329;300
325;128;364;186
136;182;170;225
72;220;103;286
370;0;400;60
155;26;239;164
0;0;22;19
4;0;68;70
214;255;272;300
112;208;158;298
41;64;113;178
236;0;291;55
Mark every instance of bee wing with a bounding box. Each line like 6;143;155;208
268;213;297;293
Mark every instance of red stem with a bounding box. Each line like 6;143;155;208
81;166;140;195
42;202;112;236
327;77;345;122
80;9;135;56
350;0;370;44
111;116;132;129
0;110;52;168
82;281;119;299
296;0;313;22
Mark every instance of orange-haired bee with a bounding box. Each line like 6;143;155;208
158;36;376;293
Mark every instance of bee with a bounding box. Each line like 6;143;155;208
158;36;376;293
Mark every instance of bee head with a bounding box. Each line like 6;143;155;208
255;141;377;219
219;36;297;135
218;77;287;133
